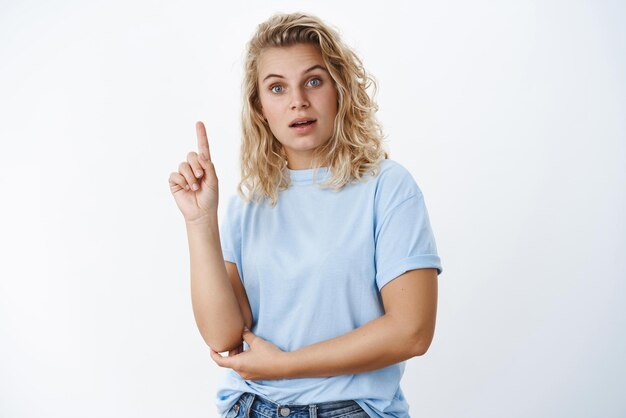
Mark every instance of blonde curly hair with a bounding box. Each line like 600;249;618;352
237;12;389;206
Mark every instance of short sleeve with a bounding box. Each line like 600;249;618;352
374;192;442;291
219;194;242;269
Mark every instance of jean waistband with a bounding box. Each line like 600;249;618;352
237;391;364;417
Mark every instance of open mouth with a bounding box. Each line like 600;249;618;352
289;119;317;128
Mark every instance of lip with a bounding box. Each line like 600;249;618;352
290;119;317;133
289;117;317;127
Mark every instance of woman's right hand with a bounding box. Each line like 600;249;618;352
169;121;219;225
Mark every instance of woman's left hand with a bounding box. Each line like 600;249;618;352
210;327;289;380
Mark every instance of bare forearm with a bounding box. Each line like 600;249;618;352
283;314;422;378
186;216;244;352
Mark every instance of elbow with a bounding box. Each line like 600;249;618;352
210;342;242;354
194;310;248;353
409;330;435;357
389;314;435;358
207;333;244;353
201;324;246;353
411;339;432;357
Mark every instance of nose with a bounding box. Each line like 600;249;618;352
290;87;309;110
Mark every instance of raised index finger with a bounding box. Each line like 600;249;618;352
196;121;211;161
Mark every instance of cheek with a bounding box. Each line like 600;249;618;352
259;99;280;123
261;107;284;136
324;88;339;114
264;111;282;129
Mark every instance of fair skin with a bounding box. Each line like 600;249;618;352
169;123;248;354
257;43;338;170
208;43;439;380
210;267;438;380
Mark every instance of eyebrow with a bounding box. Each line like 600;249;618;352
261;64;329;83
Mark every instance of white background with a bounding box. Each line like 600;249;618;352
1;1;624;417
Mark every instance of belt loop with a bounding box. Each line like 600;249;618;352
308;404;317;418
245;393;256;417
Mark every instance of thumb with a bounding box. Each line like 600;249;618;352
210;348;232;368
242;327;255;343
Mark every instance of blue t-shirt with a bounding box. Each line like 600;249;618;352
216;158;442;417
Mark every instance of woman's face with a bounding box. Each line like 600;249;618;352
257;43;338;170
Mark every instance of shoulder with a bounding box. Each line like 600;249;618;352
222;190;270;224
222;192;250;225
224;193;243;212
373;159;423;203
225;190;258;210
372;160;434;237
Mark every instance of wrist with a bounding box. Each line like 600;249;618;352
185;214;218;229
281;350;299;379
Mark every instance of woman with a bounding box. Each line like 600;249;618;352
169;12;442;418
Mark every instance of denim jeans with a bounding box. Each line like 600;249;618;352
225;391;370;418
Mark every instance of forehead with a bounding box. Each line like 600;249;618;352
258;43;325;80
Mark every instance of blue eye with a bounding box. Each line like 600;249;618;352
270;85;284;93
308;78;321;87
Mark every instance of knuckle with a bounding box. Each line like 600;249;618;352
187;151;197;160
